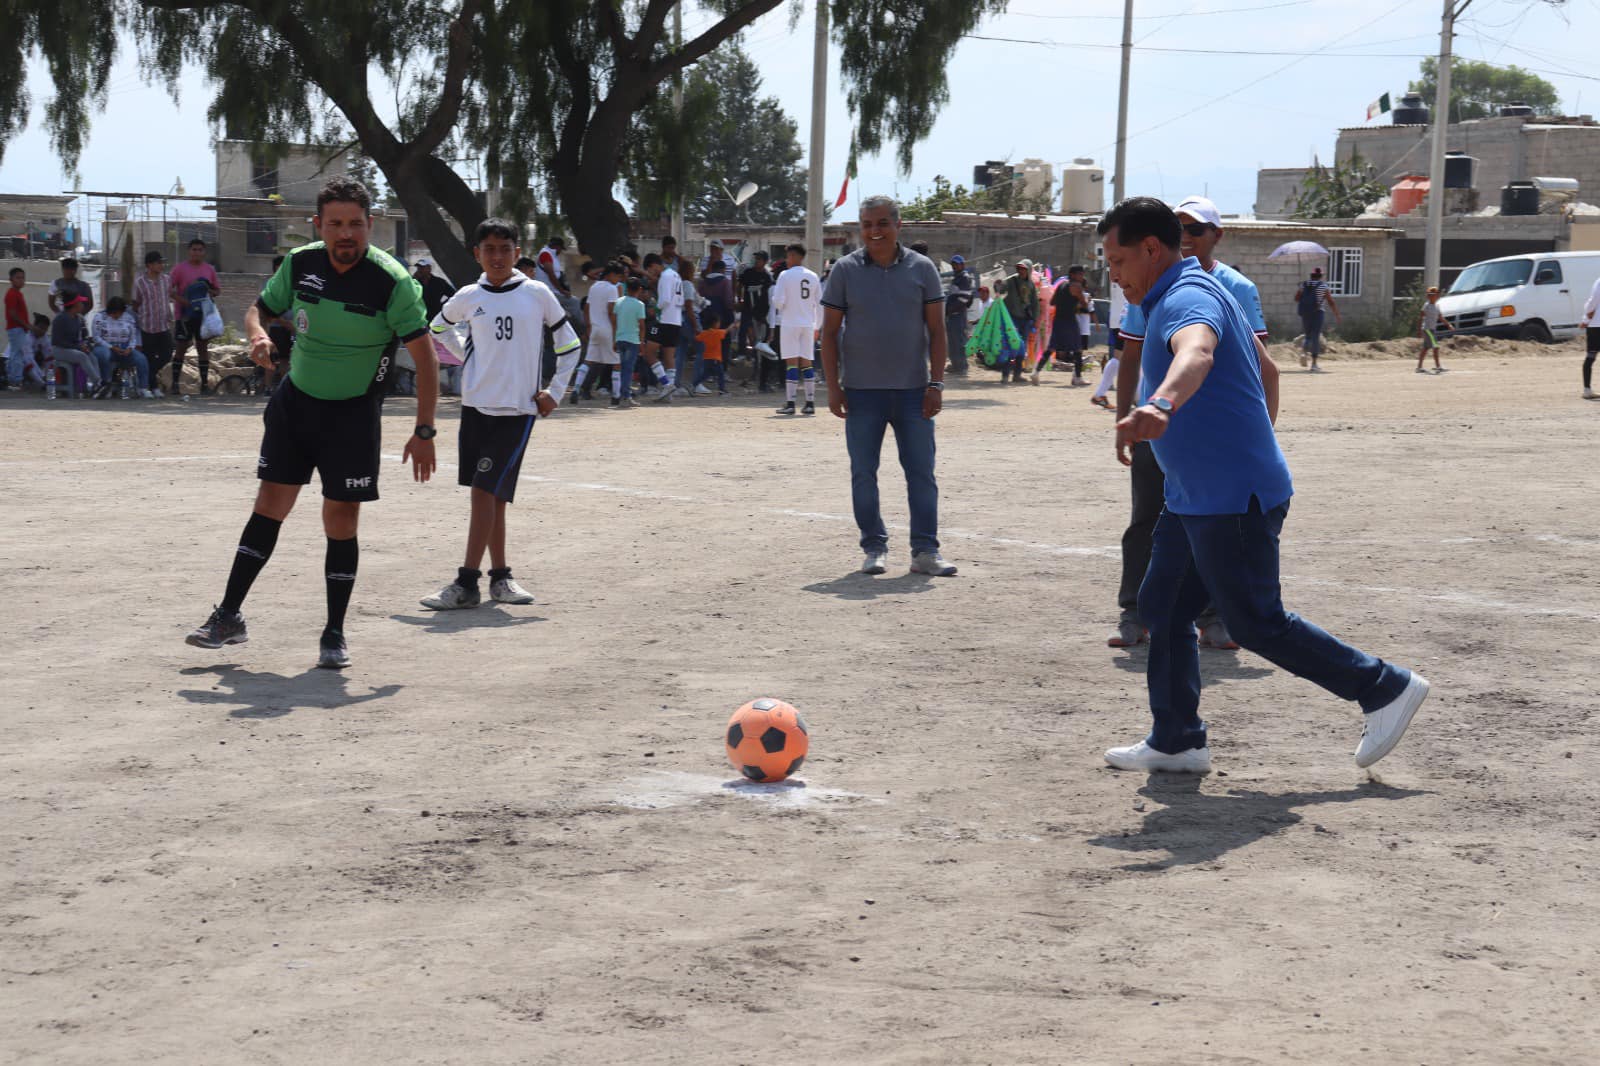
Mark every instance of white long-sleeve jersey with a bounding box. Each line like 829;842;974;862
771;265;822;330
430;272;581;413
1583;274;1600;325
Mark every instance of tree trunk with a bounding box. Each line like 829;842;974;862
385;168;479;285
559;167;634;260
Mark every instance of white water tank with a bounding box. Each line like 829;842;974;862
1060;157;1105;214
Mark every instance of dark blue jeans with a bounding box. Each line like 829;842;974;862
1301;311;1325;358
844;387;939;555
1137;497;1410;754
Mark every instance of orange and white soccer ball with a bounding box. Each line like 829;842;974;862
725;698;810;783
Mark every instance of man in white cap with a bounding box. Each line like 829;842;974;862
1110;195;1278;653
944;254;975;376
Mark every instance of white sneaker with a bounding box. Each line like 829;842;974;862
1585;387;1597;399
153;388;165;398
140;389;156;398
860;551;888;575
490;575;535;605
1354;672;1429;768
652;385;673;403
420;582;481;610
1104;739;1213;774
910;551;958;576
693;384;713;396
672;386;691;398
755;341;777;357
1071;375;1086;387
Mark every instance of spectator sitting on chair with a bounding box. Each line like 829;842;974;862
50;297;102;397
92;297;155;397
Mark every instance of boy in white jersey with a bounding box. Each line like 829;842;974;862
771;242;822;415
419;218;581;610
572;260;624;402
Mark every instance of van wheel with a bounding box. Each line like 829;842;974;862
1518;321;1553;343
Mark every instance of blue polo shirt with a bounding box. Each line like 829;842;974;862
1139;257;1292;516
1120;259;1268;406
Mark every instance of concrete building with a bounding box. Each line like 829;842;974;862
0;194;78;259
1254;168;1311;220
211;140;411;274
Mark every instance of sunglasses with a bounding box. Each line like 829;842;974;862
1181;222;1215;237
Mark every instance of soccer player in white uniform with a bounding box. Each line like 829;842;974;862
572;260;623;403
771;242;821;415
640;252;680;401
419;218;581;610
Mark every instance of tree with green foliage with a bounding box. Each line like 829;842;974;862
1410;57;1560;122
899;172;1053;222
1291;153;1387;219
2;1;1008;282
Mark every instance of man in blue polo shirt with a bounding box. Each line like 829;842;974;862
1110;195;1276;653
820;195;957;577
1099;196;1428;773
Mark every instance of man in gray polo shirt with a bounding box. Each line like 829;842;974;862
820;195;957;577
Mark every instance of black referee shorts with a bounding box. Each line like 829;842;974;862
257;378;382;502
645;321;680;348
458;406;536;503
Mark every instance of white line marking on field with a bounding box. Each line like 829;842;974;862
25;450;1597;624
609;771;872;811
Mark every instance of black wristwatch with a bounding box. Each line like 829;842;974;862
927;381;944;391
414;424;437;441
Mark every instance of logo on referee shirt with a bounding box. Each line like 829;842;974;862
477;457;493;473
295;308;310;334
301;273;326;292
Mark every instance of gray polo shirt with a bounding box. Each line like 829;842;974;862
821;245;945;389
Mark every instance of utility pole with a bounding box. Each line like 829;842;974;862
804;0;828;272
1424;0;1472;290
1113;0;1134;205
671;2;685;249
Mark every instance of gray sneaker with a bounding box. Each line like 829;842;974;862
910;551;958;576
1107;621;1147;648
860;551;888;575
490;575;535;604
420;582;481;610
317;628;351;670
1197;619;1240;650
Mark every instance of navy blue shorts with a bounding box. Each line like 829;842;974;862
458;406;535;502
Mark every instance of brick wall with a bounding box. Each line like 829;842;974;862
1336;116;1600;205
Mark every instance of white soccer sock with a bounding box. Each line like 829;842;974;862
802;370;816;402
785;378;797;402
650;362;671;386
611;369;622;395
574;364;590;388
1094;357;1119;399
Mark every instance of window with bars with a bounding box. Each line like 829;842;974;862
245;218;278;256
1327;247;1363;297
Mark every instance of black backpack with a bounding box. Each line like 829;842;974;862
1296;280;1323;316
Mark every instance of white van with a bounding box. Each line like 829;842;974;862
1437;251;1600;342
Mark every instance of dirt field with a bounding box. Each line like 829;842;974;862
3;343;1598;1064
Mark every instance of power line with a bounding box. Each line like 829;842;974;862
1005;0;1313;19
960;32;1433;58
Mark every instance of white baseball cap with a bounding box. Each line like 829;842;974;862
1174;196;1222;229
415;256;433;267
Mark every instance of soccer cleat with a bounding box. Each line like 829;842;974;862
490;575;535;605
801;400;815;416
1104;739;1213;774
860;551;888;575
421;581;481;610
1197;620;1240;651
777;400;796;415
185;606;248;649
317;628;351;670
910;551;958;576
1107;621;1148;648
1355;671;1429;768
610;397;621;408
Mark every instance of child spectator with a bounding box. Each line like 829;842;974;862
14;311;51;393
131;250;175;395
1416;285;1452;374
51;297;102;397
5;266;30;389
693;311;729;396
612;278;648;408
94;297;155;397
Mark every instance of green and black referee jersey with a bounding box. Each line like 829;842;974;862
429;272;582;503
254;242;428;501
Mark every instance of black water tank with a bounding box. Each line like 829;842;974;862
972;165;991;188
1444;151;1476;189
1499;101;1535;118
1502;181;1539;216
1393;93;1430;125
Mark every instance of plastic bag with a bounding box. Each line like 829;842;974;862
199;298;225;340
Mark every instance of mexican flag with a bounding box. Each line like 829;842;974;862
834;140;858;210
1366;92;1392;120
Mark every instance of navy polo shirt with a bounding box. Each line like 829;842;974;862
1140;257;1292;516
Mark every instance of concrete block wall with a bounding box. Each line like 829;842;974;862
1213;230;1395;337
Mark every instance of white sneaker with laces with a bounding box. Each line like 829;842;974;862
1104;739;1213;774
420;582;481;610
755;341;777;357
141;389;157;398
490;576;535;605
1585;387;1597;399
1354;671;1429;768
860;551;888;575
652;385;673;403
693;384;713;396
672;386;691;398
909;551;958;576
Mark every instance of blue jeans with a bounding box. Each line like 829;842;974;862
1301;311;1324;358
6;327;29;384
844;387;939;554
694;357;727;391
90;342;113;381
108;348;151;389
616;341;640;399
1137;497;1410;754
1007;316;1034;377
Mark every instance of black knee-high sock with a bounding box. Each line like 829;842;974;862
1585;353;1595;389
325;537;359;634
221;513;282;613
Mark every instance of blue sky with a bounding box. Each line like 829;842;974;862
3;0;1597;227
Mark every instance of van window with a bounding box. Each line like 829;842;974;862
1448;259;1532;295
1534;260;1563;285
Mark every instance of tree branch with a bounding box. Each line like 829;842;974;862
633;0;678;57
411;0;483;156
647;0;784;82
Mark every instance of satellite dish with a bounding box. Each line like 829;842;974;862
733;181;760;206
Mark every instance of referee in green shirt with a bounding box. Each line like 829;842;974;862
186;178;440;669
